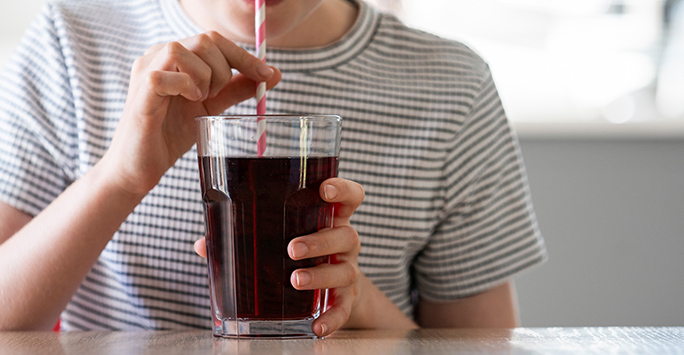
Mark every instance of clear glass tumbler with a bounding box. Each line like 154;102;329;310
195;115;342;338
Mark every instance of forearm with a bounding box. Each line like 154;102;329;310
345;277;519;330
344;274;418;330
0;160;145;330
417;282;520;328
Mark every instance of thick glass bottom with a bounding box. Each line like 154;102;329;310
212;318;316;339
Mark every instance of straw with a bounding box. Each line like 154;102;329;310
255;0;267;157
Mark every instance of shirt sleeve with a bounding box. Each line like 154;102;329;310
413;67;547;301
0;3;78;216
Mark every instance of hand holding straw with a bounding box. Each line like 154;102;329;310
255;0;267;157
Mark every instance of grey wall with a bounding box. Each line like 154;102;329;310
514;137;684;327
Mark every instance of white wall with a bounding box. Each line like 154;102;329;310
0;0;47;67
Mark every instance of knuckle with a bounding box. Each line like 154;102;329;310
165;41;185;57
339;225;359;241
146;70;164;87
335;178;365;203
355;182;366;201
347;263;360;285
185;74;197;90
236;47;253;65
345;179;365;202
192;33;212;54
337;225;360;254
206;30;223;41
131;57;148;76
311;234;331;255
143;43;164;56
197;65;212;85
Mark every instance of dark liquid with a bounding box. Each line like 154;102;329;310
199;156;338;320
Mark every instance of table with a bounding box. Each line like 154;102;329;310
1;327;683;354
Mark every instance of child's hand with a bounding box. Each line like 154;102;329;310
102;31;280;197
194;178;365;337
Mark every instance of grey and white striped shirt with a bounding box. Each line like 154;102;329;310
0;0;546;330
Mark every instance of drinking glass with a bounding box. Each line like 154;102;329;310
195;115;342;338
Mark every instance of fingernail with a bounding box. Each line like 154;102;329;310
324;185;338;200
291;242;308;259
295;271;312;287
257;64;274;78
319;323;327;336
195;87;203;100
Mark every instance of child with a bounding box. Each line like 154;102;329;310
0;0;546;335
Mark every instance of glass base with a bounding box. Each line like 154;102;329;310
213;318;316;338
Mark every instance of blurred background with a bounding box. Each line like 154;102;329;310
373;0;684;127
2;0;683;327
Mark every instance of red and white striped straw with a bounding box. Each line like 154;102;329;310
255;0;267;157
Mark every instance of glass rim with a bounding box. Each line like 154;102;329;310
195;114;341;123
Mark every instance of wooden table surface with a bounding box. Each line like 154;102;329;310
1;327;683;354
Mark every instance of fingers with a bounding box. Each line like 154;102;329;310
291;262;359;337
312;289;355;337
202;68;282;115
146;70;203;102
290;262;359;290
133;31;277;106
194;238;207;258
207;31;275;81
180;33;233;100
320;178;365;224
288;226;359;261
136;41;213;103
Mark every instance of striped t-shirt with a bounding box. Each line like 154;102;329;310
0;0;546;330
